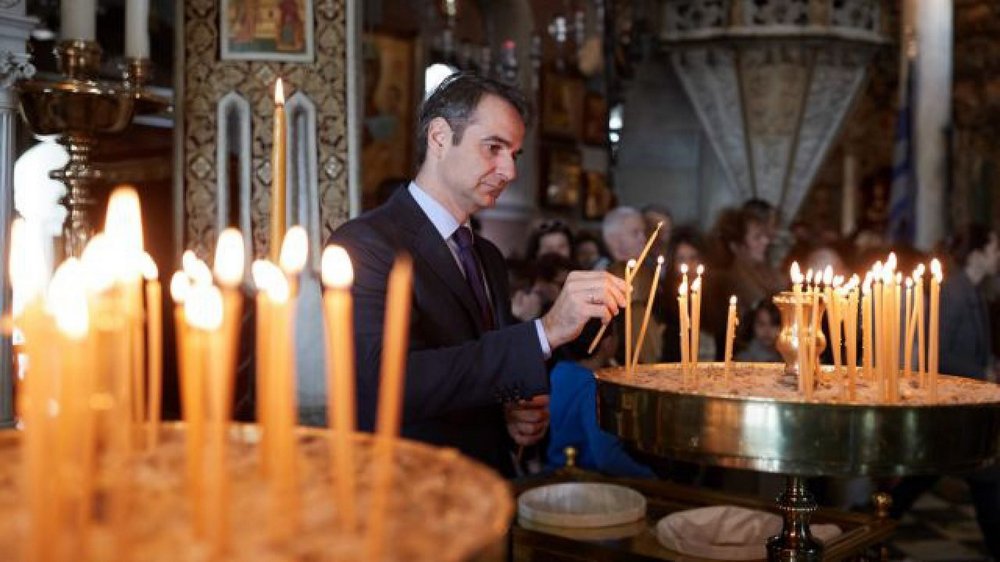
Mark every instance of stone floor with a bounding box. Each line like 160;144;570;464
885;477;992;562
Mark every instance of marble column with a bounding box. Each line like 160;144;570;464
913;1;952;251
0;2;36;427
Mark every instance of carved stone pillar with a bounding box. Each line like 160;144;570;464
0;1;36;427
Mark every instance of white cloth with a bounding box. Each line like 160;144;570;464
656;505;841;560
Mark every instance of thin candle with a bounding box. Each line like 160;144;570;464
929;259;942;395
904;276;914;382
631;256;664;370
321;246;358;533
251;261;276;476
862;278;873;382
628;221;663;283
367;255;414;560
271;79;288;261
678;281;690;385
724;295;738;384
214;228;245;435
142;255;162;448
914;264;926;385
624;259;635;376
807;270;821;398
846;278;859;400
791;262;805;391
279;225;308;297
690;265;704;368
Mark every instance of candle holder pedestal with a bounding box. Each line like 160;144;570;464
15;41;168;256
773;291;826;385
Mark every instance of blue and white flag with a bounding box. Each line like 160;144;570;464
887;61;916;244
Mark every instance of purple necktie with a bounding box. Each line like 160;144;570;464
452;226;495;330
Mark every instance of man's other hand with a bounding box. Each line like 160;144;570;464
505;395;550;446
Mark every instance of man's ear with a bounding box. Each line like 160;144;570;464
427;117;452;159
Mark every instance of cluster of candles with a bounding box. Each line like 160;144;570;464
788;253;943;401
10;185;417;559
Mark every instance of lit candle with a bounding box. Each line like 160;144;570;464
368;255;414;560
872;262;884;395
791;262;805;389
271;79;288;261
724;295;738;383
624;259;635;376
142;254;162;449
690;265;704;368
251;261;276;476
125;0;150;58
823;266;835;378
170;270;202;528
846;277;859;400
807;269;821;399
214;229;245;432
914;264;926;385
61;0;97;41
632;256;664;370
891;272;902;402
929;259;942;395
862;277;873;382
186;284;227;550
628;221;663;283
321;245;358;533
904;276;915;382
279;225;308;297
678;281;690;384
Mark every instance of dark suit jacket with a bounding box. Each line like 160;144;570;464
940;270;992;380
329;188;549;476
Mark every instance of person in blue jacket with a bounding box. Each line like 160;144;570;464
546;319;654;477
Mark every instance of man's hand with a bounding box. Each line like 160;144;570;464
540;271;628;349
505;395;550;446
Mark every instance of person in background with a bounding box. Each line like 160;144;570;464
890;225;1000;558
547;319;655;477
525;219;574;261
602;206;648;264
706;208;786;358
641;203;673;263
735;298;782;363
574;230;611;271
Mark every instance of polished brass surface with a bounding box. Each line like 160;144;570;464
767;476;823;562
774;291;826;380
596;363;1000;477
17;77;135;256
55;40;102;80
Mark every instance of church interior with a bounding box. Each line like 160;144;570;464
2;0;1000;560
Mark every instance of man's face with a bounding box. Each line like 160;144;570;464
538;232;572;259
435;95;525;216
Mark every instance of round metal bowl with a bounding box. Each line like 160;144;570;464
596;362;1000;477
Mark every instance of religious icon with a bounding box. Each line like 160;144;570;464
221;0;315;62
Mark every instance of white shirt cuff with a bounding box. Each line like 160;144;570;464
534;319;552;359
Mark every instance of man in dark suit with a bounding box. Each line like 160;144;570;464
330;73;627;476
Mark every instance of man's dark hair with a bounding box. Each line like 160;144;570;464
947;224;997;267
415;72;531;167
525;219;574;261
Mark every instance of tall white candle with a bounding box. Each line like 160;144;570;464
61;0;97;42
126;0;151;58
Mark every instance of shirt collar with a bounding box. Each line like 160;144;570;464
408;181;469;241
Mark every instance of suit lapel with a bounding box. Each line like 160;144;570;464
391;189;486;333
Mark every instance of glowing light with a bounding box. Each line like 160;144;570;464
185;285;224;331
170;271;191;304
274;78;285;105
321;245;354;289
141;253;158;281
279;225;308;276
182;250;213;286
48;258;89;339
214;228;245;289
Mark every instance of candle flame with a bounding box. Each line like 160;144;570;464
790;261;801;280
274;78;285;105
141;253;159;281
680;263;688;275
905;277;913;288
214;228;245;289
862;281;871;295
251;259;289;302
696;264;704;276
873;261;883;276
822;266;833;285
321;245;354;289
170;271;191;304
886;252;897;271
915;263;926;277
931;258;942;278
626;259;637;270
48;258;89;339
182;250;213;286
881;267;893;285
678;282;687;296
805;269;814;284
895;272;902;285
279;225;309;276
833;275;843;288
691;277;701;292
185;285;224;331
81;234;116;294
729;295;737;305
105;186;144;279
9;218;48;310
656;255;665;265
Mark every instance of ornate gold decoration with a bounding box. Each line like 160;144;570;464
182;0;349;258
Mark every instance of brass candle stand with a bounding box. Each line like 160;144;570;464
773;291;827;382
15;41;167;257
